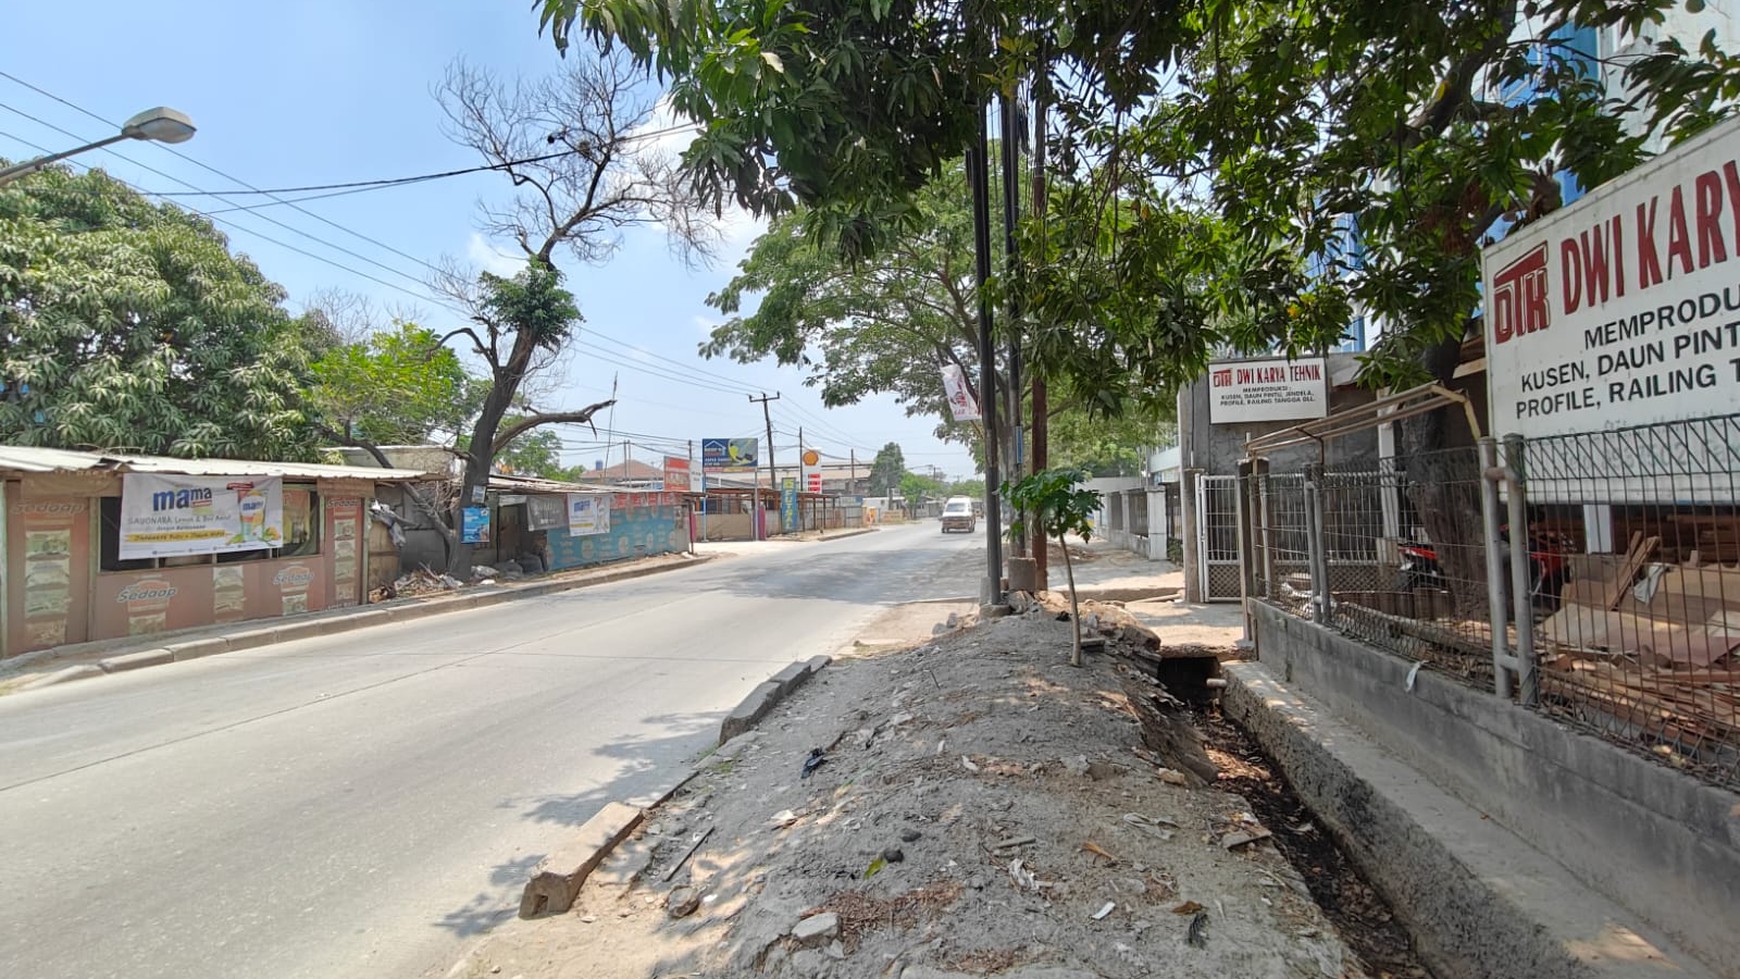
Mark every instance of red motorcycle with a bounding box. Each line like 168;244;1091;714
1395;528;1571;609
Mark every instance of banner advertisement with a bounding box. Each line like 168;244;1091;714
461;506;490;544
701;437;758;472
780;477;799;531
566;493;611;535
118;474;284;560
663;456;693;492
1483;116;1740;440
941;364;981;421
1206;357;1328;424
524;494;568;531
801;448;822;492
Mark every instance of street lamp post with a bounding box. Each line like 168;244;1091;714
0;107;196;187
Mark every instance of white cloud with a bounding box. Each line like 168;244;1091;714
466;233;525;277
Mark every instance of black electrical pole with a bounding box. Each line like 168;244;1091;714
999;86;1025;559
969;109;1004;607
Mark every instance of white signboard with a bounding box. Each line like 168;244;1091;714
119;474;284;559
940;364;981;422
1207;357;1328;424
1483;116;1740;440
565;493;611;536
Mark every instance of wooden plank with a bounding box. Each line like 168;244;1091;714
1604;533;1658;611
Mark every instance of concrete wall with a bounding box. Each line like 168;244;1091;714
1249;602;1740;969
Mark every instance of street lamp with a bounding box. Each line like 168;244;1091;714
0;106;196;187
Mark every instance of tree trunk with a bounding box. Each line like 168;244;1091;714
1062;536;1082;667
453;379;518;577
1399;336;1489;620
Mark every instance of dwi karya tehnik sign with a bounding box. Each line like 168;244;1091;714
1484;115;1740;440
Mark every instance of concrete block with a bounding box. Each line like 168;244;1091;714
1006;556;1039;593
19;663;104;690
99;648;174;673
1223;660;1717;979
221;628;278;652
166;637;233;661
805;654;832;675
518;801;645;917
335;609;390;631
719;681;784;744
769;660;812;694
791;911;840;946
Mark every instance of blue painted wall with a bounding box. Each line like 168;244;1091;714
546;498;686;571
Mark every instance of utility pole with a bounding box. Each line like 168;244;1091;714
968;109;1004;607
1000;85;1026;560
749;392;780;541
850;449;857;495
1030;66;1050;588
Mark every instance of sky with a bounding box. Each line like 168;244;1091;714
0;1;979;481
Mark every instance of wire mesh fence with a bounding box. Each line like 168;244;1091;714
1246;415;1740;790
1515;417;1740;789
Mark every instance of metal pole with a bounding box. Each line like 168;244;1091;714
750;392;781;541
1478;437;1514;697
1502;435;1539;706
1029;83;1049;588
1303;463;1331;623
968;110;1004;606
1000;87;1025;559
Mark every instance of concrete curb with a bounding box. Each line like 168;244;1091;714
1221;661;1716;979
718;654;833;744
506;652;836;926
3;553;715;693
515;767;704;919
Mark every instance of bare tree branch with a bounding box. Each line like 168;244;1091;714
491;400;615;453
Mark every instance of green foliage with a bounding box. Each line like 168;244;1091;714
867;442;906;495
307;321;481;446
479;263;582;354
1005;467;1100;546
899;471;945;505
1004;465;1102;665
1046;409;1174;478
0;165;317;459
705;158;987;444
488;425;580;481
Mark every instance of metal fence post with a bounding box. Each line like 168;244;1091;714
1503;435;1539;706
1235;459;1256;642
1478;438;1514;697
1303;463;1331;623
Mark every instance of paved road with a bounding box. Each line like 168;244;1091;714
0;522;981;979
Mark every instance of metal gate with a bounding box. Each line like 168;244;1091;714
1196;474;1243;601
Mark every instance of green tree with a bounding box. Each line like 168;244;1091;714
0;165;317;459
1006;467;1101;666
1047;411;1174;478
306;321;480;447
705;159;987;444
867;442;906;496
899;471;945;509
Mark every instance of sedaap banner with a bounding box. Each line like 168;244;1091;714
1206;357;1328;424
566;493;611;536
1483;115;1740;440
119;474;284;559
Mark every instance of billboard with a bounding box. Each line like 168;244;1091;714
118;474;284;559
701;438;758;472
1483;116;1740;439
1206;357;1328;424
663;456;692;492
524;494;568;531
566;494;611;535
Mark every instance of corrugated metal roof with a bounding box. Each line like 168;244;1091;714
0;444;426;480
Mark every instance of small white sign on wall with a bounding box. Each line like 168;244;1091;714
1207;357;1329;424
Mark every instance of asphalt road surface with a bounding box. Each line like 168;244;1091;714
0;522;982;979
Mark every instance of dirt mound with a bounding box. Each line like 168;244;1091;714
456;607;1420;978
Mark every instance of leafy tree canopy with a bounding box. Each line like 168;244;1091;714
0;165;318;459
307;321;482;447
867;441;907;495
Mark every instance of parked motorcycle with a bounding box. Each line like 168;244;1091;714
1393;529;1571;610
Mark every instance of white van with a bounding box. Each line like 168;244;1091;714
940;496;976;533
